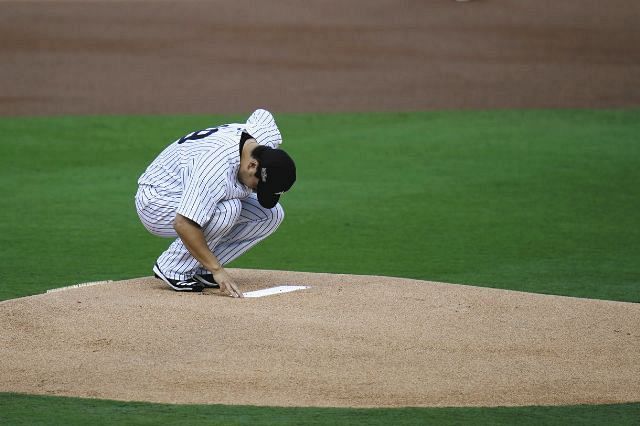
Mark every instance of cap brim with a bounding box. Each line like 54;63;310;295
257;190;280;209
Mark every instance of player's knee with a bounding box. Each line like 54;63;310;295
259;204;284;239
271;204;285;228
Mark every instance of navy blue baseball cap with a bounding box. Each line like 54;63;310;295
256;148;296;209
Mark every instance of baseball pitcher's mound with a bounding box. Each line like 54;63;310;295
1;269;638;407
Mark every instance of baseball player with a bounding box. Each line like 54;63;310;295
135;109;296;298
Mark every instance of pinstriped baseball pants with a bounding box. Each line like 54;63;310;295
135;186;284;280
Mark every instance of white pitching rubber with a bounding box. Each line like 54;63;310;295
243;285;310;298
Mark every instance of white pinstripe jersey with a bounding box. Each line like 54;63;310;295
137;109;282;226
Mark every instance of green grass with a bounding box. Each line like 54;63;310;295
0;110;638;302
1;393;639;426
1;109;639;424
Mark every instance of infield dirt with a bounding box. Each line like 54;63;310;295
1;270;639;407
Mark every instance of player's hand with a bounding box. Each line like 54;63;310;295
213;268;244;298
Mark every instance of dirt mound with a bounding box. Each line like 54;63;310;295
1;269;638;407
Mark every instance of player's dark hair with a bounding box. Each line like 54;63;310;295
251;144;270;179
240;132;254;145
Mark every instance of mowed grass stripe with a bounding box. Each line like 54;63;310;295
1;393;639;426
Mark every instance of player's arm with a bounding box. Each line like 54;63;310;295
173;213;243;298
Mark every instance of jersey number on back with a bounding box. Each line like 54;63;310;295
177;125;229;144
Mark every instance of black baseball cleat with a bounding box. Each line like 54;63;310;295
152;263;204;292
193;273;219;288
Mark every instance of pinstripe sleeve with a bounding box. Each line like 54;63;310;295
245;109;282;148
176;150;227;227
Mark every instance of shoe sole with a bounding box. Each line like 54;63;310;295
152;264;204;292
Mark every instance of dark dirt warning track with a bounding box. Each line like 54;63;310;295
0;0;639;116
